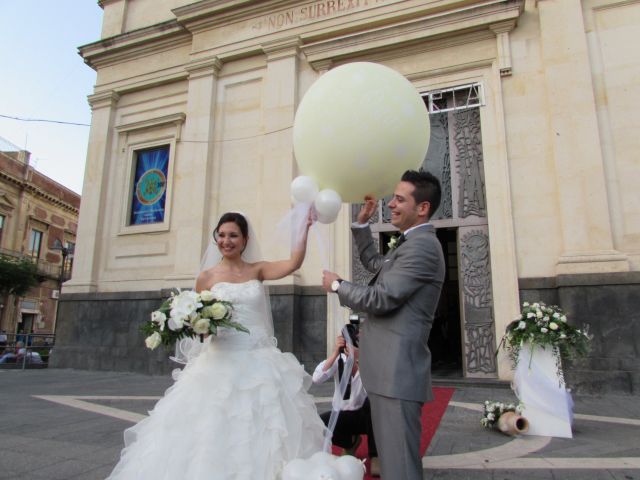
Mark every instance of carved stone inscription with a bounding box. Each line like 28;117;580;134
459;228;496;375
250;0;395;33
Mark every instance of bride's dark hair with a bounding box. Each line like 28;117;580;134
214;212;249;239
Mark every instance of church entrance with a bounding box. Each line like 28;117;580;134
350;83;497;379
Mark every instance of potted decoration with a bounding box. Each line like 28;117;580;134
481;401;529;436
499;302;591;438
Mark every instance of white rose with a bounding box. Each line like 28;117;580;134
560;315;567;323
193;318;211;335
167;316;185;331
145;332;162;350
543;316;549;322
523;302;529;307
533;302;539;308
527;312;535;319
553;312;560;319
540;327;548;333
487;413;495;421
210;302;228;320
560;333;567;339
200;290;215;302
536;311;543;318
549;322;559;331
517;321;526;330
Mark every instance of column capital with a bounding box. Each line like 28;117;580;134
261;36;302;61
489;19;517;35
185;56;223;80
88;90;120;110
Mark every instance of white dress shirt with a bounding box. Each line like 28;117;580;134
312;354;368;411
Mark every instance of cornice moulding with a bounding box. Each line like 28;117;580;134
115;113;187;135
79;20;190;70
301;1;523;66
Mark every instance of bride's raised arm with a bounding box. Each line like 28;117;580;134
257;211;313;281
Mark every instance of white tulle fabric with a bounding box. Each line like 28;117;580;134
107;280;325;480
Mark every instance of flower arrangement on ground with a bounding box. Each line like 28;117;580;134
141;289;248;350
481;400;528;435
498;301;591;367
480;400;523;429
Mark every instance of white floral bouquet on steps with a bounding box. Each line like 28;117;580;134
141;289;248;350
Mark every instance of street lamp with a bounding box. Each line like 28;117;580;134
51;239;74;336
51;239;74;284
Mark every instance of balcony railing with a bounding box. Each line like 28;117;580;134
0;247;62;279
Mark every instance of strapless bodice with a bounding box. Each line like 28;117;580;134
208;280;274;349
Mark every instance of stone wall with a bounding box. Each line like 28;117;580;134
519;272;640;395
51;287;328;376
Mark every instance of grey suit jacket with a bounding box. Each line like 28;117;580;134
337;224;445;403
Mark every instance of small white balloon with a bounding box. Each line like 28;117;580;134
291;175;319;204
282;458;308;480
334;455;365;480
314;189;342;224
309;451;337;466
310;463;340;480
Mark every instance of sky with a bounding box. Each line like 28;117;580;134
0;1;104;194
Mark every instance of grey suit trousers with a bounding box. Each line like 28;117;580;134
368;392;423;480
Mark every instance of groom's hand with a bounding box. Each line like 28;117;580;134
322;270;340;292
357;195;377;224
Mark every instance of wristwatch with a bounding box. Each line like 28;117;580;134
331;279;343;292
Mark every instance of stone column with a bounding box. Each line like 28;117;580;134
165;57;222;284
64;91;119;293
538;0;628;274
487;19;523;379
260;37;302;252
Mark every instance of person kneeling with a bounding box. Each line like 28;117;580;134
312;328;380;476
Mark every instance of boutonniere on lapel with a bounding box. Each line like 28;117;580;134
387;235;399;251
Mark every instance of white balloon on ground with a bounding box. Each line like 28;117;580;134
309;451;337;466
291;175;319;204
293;61;430;203
309;463;340;480
282;458;307;480
334;455;366;480
314;189;342;224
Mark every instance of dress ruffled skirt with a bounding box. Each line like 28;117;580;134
107;343;325;480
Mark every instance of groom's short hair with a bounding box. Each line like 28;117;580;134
401;170;441;219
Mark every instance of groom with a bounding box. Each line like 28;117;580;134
322;170;445;480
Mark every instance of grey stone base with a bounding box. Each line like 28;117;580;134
519;271;640;395
50;286;328;376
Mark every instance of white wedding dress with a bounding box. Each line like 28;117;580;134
108;280;325;480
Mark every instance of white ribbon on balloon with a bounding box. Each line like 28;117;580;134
322;323;357;453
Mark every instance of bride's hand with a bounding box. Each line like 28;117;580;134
307;207;317;229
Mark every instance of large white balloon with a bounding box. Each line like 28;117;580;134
314;189;342;224
293;62;430;203
291;175;319;204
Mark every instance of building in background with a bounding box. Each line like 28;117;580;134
0;137;80;338
54;0;639;393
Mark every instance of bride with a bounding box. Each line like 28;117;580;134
108;211;326;479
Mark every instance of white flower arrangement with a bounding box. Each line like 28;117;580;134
481;400;523;429
498;301;591;370
141;289;248;350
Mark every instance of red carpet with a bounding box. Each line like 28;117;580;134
331;387;455;479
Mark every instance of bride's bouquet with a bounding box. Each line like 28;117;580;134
141;289;249;350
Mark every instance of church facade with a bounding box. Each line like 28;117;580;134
53;0;640;393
